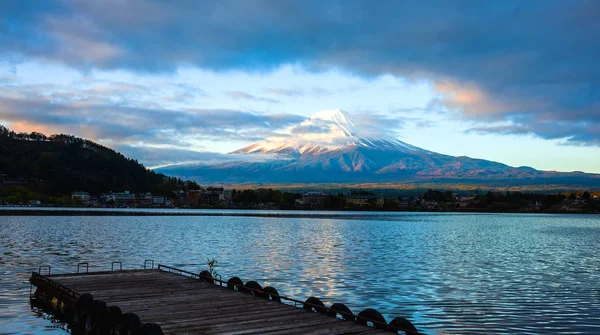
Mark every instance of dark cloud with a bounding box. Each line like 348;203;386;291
2;1;600;144
0;94;304;144
468;114;600;146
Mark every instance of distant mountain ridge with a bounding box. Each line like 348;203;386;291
159;109;600;188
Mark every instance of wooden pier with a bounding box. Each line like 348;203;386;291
29;264;421;335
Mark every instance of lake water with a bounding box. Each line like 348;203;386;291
1;211;600;334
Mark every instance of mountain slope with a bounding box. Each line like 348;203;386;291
0;125;198;196
158;109;600;188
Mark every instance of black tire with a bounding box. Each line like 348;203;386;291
303;297;327;314
328;303;354;321
389;317;418;334
91;299;107;325
141;323;164;335
227;277;244;291
244;280;264;296
262;286;281;303
199;270;214;284
73;294;93;335
107;306;122;325
120;312;141;334
76;293;93;312
357;308;387;329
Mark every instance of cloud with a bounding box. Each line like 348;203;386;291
0;92;304;145
111;145;232;169
267;88;304;97
114;143;293;168
225;91;279;103
468;114;600;146
311;87;331;96
2;1;600;144
264;110;405;147
265;87;331;97
289;124;330;135
352;113;404;137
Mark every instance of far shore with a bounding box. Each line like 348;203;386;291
0;207;596;217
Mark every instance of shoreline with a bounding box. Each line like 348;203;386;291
0;208;454;218
0;208;596;217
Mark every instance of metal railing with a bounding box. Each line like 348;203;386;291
77;262;88;273
30;272;80;301
144;259;155;269
111;261;122;271
30;261;423;334
38;265;51;275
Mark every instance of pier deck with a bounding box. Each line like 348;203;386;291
33;268;393;334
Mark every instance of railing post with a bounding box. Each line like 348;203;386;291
38;265;51;275
77;262;89;273
144;259;155;269
111;261;123;271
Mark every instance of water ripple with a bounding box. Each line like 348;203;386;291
1;212;599;334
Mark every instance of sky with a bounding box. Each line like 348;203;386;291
1;1;599;172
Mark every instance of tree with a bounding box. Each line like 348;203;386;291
583;191;591;201
0;124;200;197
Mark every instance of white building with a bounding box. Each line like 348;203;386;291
71;192;90;202
152;196;166;205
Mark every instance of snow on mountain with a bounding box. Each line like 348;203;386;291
233;109;425;156
158;109;600;186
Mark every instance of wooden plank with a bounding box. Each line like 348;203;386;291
145;303;295;322
38;269;405;335
181;314;348;334
72;282;218;299
263;322;385;335
156;306;309;329
111;298;276;316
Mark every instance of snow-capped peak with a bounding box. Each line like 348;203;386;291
311;109;353;125
232;109;425;156
291;108;358;140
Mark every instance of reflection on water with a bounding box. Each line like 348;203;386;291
1;212;600;334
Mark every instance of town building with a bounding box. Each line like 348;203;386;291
173;190;186;206
346;194;383;207
560;199;586;212
424;200;439;210
152;196;166;206
138;192;154;206
301;191;328;206
71;191;91;202
102;191;135;206
203;187;224;205
1;174;32;187
186;190;203;206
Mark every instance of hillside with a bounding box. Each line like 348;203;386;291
0;125;198;196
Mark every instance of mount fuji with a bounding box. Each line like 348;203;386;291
158;109;600;188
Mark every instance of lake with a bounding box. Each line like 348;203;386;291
1;211;599;334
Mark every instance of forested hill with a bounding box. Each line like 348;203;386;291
0;125;199;196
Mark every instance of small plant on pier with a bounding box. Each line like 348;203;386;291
206;258;219;278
